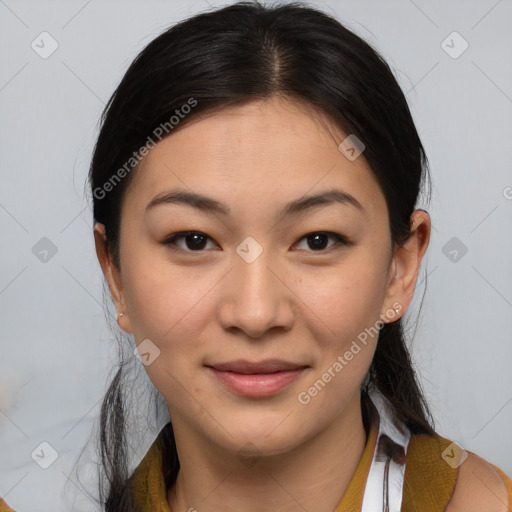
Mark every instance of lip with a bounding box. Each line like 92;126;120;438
208;359;307;374
206;359;308;398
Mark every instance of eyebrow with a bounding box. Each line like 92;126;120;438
145;188;364;220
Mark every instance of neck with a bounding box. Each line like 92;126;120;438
167;392;369;512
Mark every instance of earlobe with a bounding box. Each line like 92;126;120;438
93;222;132;333
116;311;133;334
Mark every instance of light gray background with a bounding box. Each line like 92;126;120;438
1;0;511;510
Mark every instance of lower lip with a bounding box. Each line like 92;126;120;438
207;367;306;397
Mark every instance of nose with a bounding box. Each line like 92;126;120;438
216;248;295;339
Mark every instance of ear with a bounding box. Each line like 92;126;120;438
93;222;133;333
380;209;431;323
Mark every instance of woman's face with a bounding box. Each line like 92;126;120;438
95;95;427;457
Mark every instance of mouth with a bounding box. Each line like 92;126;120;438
205;359;309;397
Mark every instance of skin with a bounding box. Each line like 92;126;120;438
446;452;510;511
94;95;433;511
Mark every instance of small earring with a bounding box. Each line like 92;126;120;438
117;312;125;320
394;307;400;314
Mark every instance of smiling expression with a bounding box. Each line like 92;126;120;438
98;94;410;456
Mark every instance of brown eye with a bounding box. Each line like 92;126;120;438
163;231;217;252
294;232;351;252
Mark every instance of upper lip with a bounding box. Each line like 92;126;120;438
207;359;308;374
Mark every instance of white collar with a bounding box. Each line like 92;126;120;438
361;389;411;512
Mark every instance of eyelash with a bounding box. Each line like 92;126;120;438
162;231;352;254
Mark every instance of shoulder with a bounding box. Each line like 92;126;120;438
445;451;512;512
0;497;16;512
402;432;512;511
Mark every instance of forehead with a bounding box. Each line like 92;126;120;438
122;96;386;219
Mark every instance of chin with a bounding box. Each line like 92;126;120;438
214;413;313;457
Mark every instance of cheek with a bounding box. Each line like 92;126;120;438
292;259;385;421
120;237;211;339
297;256;388;343
120;257;210;395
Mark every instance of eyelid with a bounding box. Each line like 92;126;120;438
162;231;219;252
294;231;353;251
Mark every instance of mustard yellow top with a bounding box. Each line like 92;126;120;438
1;423;511;511
0;499;14;512
130;420;512;511
127;420;512;512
